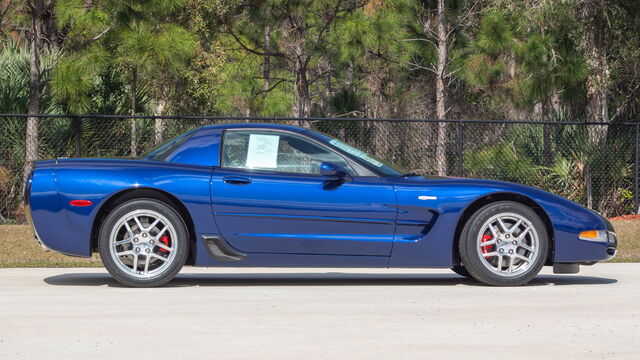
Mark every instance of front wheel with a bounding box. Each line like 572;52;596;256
459;201;549;286
98;199;189;287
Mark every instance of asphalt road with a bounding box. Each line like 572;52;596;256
0;264;638;359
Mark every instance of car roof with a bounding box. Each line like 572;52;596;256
199;122;309;133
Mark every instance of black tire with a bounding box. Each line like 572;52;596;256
451;265;471;278
458;201;548;286
98;198;189;287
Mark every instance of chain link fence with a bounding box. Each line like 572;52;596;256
1;114;638;223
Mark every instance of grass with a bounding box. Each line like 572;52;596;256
0;220;638;267
608;219;640;263
0;225;101;268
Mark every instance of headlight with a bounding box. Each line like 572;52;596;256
579;230;616;243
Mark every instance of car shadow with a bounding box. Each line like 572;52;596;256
43;272;618;288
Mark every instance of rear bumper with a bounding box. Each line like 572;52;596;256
29;218;51;252
24;168;51;252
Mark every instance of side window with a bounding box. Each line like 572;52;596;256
222;131;354;175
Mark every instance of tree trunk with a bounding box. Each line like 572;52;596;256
130;67;138;157
506;51;520;120
541;101;552;166
434;0;448;176
154;86;168;145
320;57;333;116
279;16;311;125
345;61;354;91
292;57;311;122
320;24;333;116
366;73;391;159
263;25;271;91
581;0;609;143
23;1;47;183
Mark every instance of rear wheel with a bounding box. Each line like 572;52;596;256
459;201;548;286
98;199;188;287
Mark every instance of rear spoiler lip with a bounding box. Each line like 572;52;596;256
32;159;58;168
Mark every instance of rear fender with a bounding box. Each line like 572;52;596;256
29;160;215;257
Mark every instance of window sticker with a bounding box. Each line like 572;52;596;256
246;134;280;168
329;139;384;167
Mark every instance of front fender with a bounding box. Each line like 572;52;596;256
387;178;612;267
528;190;612;263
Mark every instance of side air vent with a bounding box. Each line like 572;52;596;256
201;235;246;262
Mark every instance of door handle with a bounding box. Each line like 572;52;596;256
223;176;251;185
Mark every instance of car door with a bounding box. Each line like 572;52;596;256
210;129;397;256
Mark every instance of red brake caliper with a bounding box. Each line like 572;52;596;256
159;235;170;253
481;234;493;257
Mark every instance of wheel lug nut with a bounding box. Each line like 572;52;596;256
150;240;154;244
499;248;505;253
145;248;151;253
142;233;148;238
135;247;140;252
497;239;502;244
512;241;517;245
133;238;138;243
505;234;510;239
509;249;514;254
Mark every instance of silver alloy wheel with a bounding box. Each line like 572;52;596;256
108;209;177;279
476;212;540;277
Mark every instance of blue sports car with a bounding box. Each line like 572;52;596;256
25;123;617;287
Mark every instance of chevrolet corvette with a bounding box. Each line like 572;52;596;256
25;123;617;287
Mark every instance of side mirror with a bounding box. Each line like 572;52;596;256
320;162;347;179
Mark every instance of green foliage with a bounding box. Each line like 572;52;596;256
0;41;30;114
474;10;515;55
464;120;635;216
462;3;587;115
1;0;639;219
464;141;538;186
50;46;108;114
0;41;59;114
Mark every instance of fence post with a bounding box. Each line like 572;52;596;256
635;123;639;214
457;121;464;177
74;116;81;157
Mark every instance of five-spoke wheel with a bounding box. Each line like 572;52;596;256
458;201;548;286
99;199;188;287
109;209;177;278
476;212;540;276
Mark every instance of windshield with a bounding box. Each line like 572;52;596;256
328;138;405;177
141;128;197;160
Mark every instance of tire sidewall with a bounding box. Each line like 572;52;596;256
98;199;189;287
459;201;549;286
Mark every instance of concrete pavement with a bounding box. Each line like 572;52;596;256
0;264;638;359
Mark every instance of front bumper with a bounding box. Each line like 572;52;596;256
578;230;618;261
553;230;617;274
605;231;618;259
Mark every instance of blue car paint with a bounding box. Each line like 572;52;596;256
211;168;397;256
30;159;215;257
164;126;221;166
387;177;613;267
26;123;615;268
